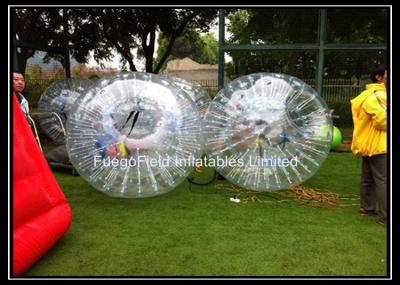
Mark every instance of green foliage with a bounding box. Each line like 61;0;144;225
226;50;318;80
155;29;218;71
324;50;387;79
67;9;217;72
228;9;319;45
225;8;387;80
326;9;387;44
14;9;65;74
14;8;217;74
201;33;219;64
226;9;319;79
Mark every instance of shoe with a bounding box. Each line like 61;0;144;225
378;219;387;226
359;208;377;216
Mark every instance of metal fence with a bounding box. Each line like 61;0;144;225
25;77;361;129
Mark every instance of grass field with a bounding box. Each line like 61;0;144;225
23;152;388;277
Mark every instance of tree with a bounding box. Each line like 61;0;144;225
323;8;388;79
226;9;319;80
155;29;218;71
326;8;387;45
14;8;218;75
14;9;65;75
67;9;218;73
226;8;387;80
227;9;318;45
199;33;218;64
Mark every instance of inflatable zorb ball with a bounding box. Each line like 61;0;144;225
38;78;95;143
203;73;332;191
66;72;204;198
161;76;211;118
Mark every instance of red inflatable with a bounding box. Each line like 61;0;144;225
13;94;72;276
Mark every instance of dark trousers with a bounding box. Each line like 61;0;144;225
360;154;387;222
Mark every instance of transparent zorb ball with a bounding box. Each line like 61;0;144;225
66;72;204;198
203;73;332;191
38;78;96;143
161;75;211;119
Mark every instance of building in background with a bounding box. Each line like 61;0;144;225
162;57;222;90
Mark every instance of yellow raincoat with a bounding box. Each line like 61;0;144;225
351;83;387;157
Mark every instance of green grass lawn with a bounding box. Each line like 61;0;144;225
23;152;387;277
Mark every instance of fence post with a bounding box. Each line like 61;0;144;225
218;9;225;90
316;9;327;97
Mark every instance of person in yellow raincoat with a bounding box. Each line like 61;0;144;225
351;64;387;225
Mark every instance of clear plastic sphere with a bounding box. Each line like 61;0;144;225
66;72;204;198
160;75;211;118
38;78;95;143
203;73;332;191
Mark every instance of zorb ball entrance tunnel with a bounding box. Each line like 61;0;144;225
203;73;333;191
66;73;204;198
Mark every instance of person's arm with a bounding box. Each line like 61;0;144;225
363;92;387;131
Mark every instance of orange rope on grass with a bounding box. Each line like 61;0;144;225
213;183;359;208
